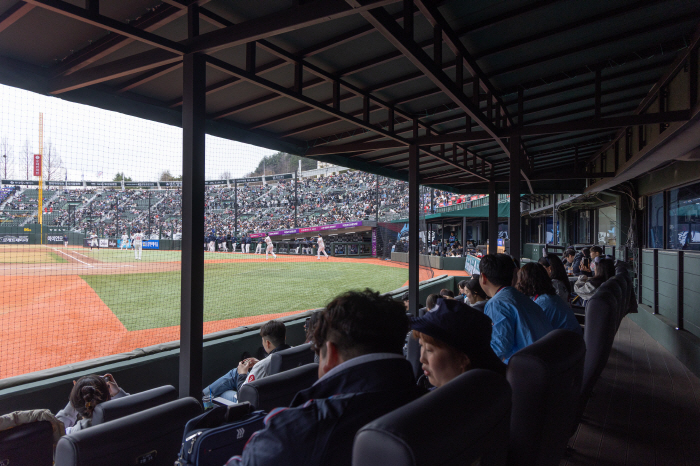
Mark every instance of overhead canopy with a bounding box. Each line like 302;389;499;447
1;0;698;193
392;200;510;222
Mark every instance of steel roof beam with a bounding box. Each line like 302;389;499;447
183;0;401;54
24;0;187;55
0;2;35;35
487;13;700;78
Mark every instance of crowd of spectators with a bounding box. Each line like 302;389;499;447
0;170;468;235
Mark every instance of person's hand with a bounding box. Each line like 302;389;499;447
103;373;120;397
237;358;259;375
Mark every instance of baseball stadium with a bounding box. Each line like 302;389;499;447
2;1;700;465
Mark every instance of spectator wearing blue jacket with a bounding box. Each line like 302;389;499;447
226;289;423;466
479;254;553;363
515;262;582;335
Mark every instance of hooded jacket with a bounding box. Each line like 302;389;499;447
226;355;423;466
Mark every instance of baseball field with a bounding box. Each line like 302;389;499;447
0;244;459;379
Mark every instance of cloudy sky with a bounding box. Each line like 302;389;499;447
0;83;276;182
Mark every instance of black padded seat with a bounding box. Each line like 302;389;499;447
55;397;201;466
575;287;619;429
0;420;54;466
238;363;318;412
405;334;422;381
268;343;316;375
92;385;177;426
352;369;512;466
506;329;586;466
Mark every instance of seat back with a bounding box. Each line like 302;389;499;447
609;275;628;330
238;363;318;411
268;343;316;375
92;385;177;426
506;329;586;466
615;266;637;317
405;334;422;381
578;288;618;421
352;369;511;466
0;420;54;466
598;279;623;325
55;397;202;466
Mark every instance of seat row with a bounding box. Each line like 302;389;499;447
2;268;633;465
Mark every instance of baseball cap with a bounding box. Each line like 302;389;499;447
411;298;505;373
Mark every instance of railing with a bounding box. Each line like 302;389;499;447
640;248;700;339
434;193;509;213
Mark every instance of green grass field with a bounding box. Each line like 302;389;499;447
71;248;267;263
0;247;68;264
82;261;408;331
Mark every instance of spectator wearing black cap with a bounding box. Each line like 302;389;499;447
411;298;506;389
226;289;423;466
479;254;553;363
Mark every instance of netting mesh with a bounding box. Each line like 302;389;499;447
0;83;443;380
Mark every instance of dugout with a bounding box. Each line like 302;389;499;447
1;3;700;460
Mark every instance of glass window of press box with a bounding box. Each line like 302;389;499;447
667;181;700;251
597;205;617;246
648;192;664;249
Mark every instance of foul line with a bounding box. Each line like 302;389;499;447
53;248;93;268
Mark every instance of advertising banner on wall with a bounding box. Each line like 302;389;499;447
464;254;481;275
99;239;109;248
0;234;29;243
117;239;131;249
143;239;159;250
46;235;65;244
249;221;364;238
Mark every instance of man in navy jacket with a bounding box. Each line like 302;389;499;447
227;289;423;466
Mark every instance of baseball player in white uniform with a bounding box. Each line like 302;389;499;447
317;234;328;260
89;233;98;251
265;234;277;260
255;238;262;254
132;229;143;260
121;233;129;250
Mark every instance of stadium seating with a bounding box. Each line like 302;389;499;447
0;419;54;466
54;397;201;466
91;385;177;426
268;343;316;375
405;335;423;381
506;329;586;466
352;369;512;466
575;285;619;430
238;363;318;412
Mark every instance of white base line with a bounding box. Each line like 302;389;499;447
54;248;93;267
71;251;89;258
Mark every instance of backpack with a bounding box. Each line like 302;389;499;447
176;402;266;466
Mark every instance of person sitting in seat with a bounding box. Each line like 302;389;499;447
572;247;590;275
516;263;582;335
203;320;290;403
226;289;423;466
479;254;553;363
425;293;439;312
563;248;576;272
439;288;455;299
574;258;616;301
464;276;489;312
55;374;128;434
538;253;573;305
455;280;469;303
411;298;506;389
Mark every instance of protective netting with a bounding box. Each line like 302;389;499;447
0;83;437;379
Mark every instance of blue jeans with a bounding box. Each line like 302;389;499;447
203;369;238;402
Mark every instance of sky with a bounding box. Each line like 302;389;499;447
0;83;276;182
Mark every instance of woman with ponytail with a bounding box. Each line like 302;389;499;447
56;374;128;433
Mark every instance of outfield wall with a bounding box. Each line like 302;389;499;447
0;275;452;413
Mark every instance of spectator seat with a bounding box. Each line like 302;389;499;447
405;334;422;381
0;420;54;466
268;343;316;375
55;397;201;466
352;369;512;466
575;287;619;429
92;385;177;426
507;329;586;466
238;363;318;412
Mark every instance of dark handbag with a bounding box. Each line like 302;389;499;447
176;402;266;466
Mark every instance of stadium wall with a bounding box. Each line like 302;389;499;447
0;276;451;412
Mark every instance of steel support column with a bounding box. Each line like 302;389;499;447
180;52;206;399
509;135;521;259
234;180;238;234
408;143;420;316
294;171;298;228
488;179;498;254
